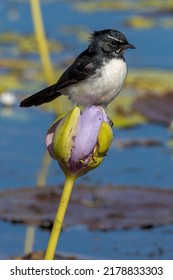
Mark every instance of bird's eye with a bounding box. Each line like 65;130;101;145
111;40;117;46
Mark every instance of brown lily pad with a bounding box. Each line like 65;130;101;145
0;185;173;230
12;251;81;260
133;91;173;126
114;138;163;149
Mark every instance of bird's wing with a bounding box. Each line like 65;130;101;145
53;49;96;91
20;50;96;107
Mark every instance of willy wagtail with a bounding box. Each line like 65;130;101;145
20;29;135;107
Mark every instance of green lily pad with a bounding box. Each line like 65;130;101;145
0;32;63;54
125;16;156;29
74;0;173;12
127;69;173;94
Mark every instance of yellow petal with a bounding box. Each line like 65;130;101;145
53;106;80;163
97;121;113;155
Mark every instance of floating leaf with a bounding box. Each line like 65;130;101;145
13;251;81;260
0;74;25;92
133;91;173;126
60;26;89;42
74;0;173;12
160;18;173;28
0;32;63;54
109;93;146;128
1;185;173;231
113;113;146;129
167;139;173;148
75;1;132;12
127;69;173;94
114;138;164;149
125;16;156;29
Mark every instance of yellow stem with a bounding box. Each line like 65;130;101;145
30;0;55;84
36;151;52;188
24;225;36;255
44;174;76;260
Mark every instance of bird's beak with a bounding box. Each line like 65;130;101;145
125;43;136;49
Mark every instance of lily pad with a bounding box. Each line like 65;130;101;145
0;185;173;231
109;93;147;128
0;32;63;54
133;91;173;126
114;138;163;149
74;0;173;13
127;69;173;94
13;251;81;260
125;16;156;29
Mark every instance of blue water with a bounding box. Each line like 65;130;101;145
0;0;173;259
1;221;173;260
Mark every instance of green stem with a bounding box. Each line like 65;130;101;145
44;174;76;260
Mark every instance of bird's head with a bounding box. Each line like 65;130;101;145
89;29;135;58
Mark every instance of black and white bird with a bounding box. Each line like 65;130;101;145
20;29;135;107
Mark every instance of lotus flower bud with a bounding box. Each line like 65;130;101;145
46;106;113;177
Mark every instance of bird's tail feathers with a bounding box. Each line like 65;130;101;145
20;84;61;107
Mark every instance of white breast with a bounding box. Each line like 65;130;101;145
64;58;127;106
